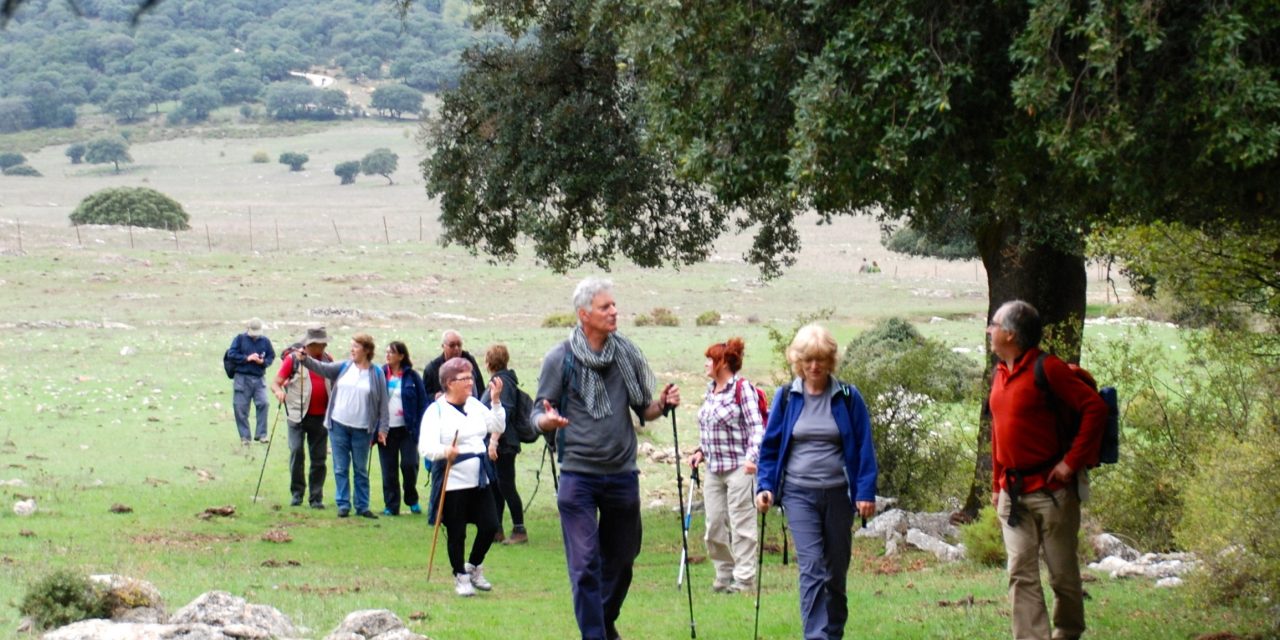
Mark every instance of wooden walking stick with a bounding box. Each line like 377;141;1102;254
426;430;460;581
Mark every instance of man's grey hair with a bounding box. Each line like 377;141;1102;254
573;277;613;313
441;329;461;345
996;300;1042;350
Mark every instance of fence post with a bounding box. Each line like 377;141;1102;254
75;224;82;247
332;219;342;245
248;206;254;253
383;216;390;245
275;219;280;251
205;224;212;251
16;218;22;254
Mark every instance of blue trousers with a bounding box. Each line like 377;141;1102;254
782;484;854;640
232;373;268;441
558;471;642;640
330;420;372;512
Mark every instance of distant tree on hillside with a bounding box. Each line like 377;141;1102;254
370;84;423;119
279;152;309;171
154;66;198;97
0;152;25;170
168;85;221;123
0;99;34;133
84;136;132;173
104;87;150;122
217;75;265;105
66;143;86;164
70;187;189;230
334;161;360;185
361;148;398;185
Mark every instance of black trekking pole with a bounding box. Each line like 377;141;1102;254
546;436;560;493
678;466;700;587
667;395;696;639
780;506;789;566
252;399;284;504
753;508;767;640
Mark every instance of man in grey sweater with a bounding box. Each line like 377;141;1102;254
532;277;680;640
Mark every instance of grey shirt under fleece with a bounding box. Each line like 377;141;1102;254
784;379;847;490
531;340;646;475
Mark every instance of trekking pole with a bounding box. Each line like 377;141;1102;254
426;430;460;581
677;465;700;587
252;399;285;504
666;397;696;639
753;508;767;640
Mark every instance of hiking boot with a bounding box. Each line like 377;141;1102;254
725;580;754;594
466;563;492;591
382;508;396;516
493;531;505;543
309;502;325;510
504;530;528;545
290;496;303;507
337;508;350;518
257;436;270;443
712;578;732;593
409;504;421;515
454;573;475;597
357;510;378;520
241;439;251;446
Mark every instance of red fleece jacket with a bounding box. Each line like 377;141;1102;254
990;348;1107;496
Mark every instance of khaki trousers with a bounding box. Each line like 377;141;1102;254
702;465;759;586
998;488;1085;640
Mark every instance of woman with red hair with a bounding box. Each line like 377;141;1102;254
687;337;765;593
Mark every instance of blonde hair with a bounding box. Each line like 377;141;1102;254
786;323;838;377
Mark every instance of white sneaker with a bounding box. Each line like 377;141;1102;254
466;562;492;591
454;573;475;597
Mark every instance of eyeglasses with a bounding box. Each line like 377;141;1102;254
450;376;473;384
444;342;462;348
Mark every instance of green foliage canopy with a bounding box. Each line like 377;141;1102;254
370;84;424;119
279;152;309;171
84;136;132;173
69;186;190;230
334;160;360;185
360;148;398;184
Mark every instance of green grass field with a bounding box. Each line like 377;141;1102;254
0;123;1266;638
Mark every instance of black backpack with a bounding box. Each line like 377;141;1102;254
1033;353;1120;467
510;386;541;444
222;338;239;379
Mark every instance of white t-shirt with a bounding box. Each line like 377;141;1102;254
388;373;405;428
331;364;372;429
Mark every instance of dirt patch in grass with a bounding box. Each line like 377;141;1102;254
131;532;246;549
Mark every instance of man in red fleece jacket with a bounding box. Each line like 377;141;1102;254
987;300;1107;640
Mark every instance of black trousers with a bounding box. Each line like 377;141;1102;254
377;426;420;513
492;450;524;529
288;414;328;505
443;486;499;575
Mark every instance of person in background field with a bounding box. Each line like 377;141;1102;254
531;276;681;640
295;332;390;519
379;340;427;516
423;330;485;401
419;357;506;597
228;318;275;445
755;323;878;640
988;300;1106;640
687;337;764;594
270;326;331;508
483;343;529;545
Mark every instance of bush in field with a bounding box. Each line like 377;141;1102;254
3;164;41;176
960;506;1005;567
66;143;86;164
84;136;132;173
542;312;576;328
0;152;26;169
1177;426;1280;623
636;308;679;327
279;151;309;171
835;317;980;510
251;151;270;163
70;187;190;230
334;161;360;185
695;311;721;326
19;570;110;631
360;147;398;184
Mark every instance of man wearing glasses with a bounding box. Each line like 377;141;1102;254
423;329;485;401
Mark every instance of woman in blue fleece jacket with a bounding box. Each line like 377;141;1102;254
755;323;877;640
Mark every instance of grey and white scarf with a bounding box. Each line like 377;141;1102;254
568;325;656;420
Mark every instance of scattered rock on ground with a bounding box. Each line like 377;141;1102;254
14;498;36;516
324;609;426;640
197;505;236;520
109;503;133;514
169;591;301;639
1091;533;1140;561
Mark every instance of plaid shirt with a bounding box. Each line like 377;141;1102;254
696;375;765;474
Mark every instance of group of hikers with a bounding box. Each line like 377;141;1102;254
225;277;1106;640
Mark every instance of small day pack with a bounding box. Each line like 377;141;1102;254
1033;353;1120;467
510;386;541;444
734;378;769;424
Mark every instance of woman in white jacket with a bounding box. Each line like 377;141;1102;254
420;356;505;597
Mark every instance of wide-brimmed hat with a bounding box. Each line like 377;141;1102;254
246;318;264;338
302;326;329;346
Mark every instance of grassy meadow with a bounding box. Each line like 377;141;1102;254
0;123;1266;638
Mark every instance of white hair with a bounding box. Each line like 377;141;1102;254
573;277;613;314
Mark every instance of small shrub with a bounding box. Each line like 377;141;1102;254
960;507;1005;567
3;164;41;176
19;569;110;630
634;314;653;327
542;312;576;328
695;311;721;327
0;151;25;169
279;152;309;171
334;160;360;185
251;151;270;163
66;143;86;164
